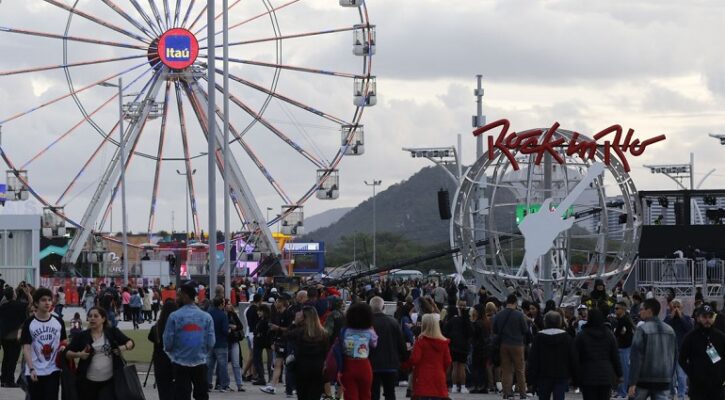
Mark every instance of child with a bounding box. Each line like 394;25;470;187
69;312;83;340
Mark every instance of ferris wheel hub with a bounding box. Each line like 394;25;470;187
148;28;200;71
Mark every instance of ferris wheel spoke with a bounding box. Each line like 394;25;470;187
173;0;182;27
202;26;357;50
181;0;197;28
186;4;208;32
128;0;163;36
197;84;293;204
182;83;248;224
163;0;172;29
0;60;150;126
42;0;151;44
201;55;366;79
147;0;167;33
219;68;350;126
147;81;173;235
100;0;157;40
205;78;327;169
56;69;162;205
174;81;202;237
198;0;302;43
193;0;243;36
0;26;148;50
0;54;148;77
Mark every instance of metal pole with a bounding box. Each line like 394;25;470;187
207;0;218;291
223;0;231;298
690;152;695;190
365;180;381;268
118;77;129;286
185;178;189;237
543;153;553;300
474;75;485;159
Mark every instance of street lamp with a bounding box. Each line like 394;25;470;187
98;79;129;285
176;168;197;239
364;179;382;268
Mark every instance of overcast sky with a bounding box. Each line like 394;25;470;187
0;0;724;234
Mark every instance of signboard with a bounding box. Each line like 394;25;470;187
157;28;199;70
474;119;666;172
284;243;320;251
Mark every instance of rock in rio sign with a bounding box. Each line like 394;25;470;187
157;28;200;70
474;119;667;172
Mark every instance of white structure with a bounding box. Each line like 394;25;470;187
0;215;41;287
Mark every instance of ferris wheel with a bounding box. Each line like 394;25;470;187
0;0;375;263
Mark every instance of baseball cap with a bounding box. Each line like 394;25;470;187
577;304;588;310
697;305;715;316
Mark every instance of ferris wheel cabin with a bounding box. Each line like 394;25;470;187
354;77;377;107
317;170;340;200
340;0;364;7
342;125;365;155
5;170;29;201
280;206;304;236
42;207;66;238
353;25;376;56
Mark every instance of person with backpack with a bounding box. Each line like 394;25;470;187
339;302;378;400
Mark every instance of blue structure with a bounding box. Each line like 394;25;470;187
286;242;325;274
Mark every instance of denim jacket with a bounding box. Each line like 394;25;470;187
163;304;215;367
628;317;677;386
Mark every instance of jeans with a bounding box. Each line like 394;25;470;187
634;388;669;400
536;377;568;400
229;342;243;387
207;347;230;389
670;364;687;399
54;304;63;319
371;371;397;400
173;363;209;400
618;347;631;397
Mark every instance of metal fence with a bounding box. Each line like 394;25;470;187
636;258;725;298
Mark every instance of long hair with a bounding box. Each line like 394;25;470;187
88;306;110;330
301;306;327;340
421;313;445;340
156;299;178;342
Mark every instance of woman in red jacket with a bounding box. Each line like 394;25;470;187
409;313;452;399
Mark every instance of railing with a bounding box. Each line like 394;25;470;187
636;258;725;298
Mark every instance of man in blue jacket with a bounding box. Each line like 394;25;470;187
164;283;216;400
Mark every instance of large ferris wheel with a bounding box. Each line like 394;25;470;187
0;0;375;264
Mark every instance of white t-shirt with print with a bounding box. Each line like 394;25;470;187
87;334;114;382
20;315;67;376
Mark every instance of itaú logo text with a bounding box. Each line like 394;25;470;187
165;35;191;61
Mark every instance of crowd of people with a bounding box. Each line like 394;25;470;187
2;276;725;400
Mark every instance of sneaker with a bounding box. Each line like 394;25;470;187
222;387;235;393
237;386;246;392
260;386;276;395
496;382;503;392
460;386;469;394
452;386;460;394
399;381;408;387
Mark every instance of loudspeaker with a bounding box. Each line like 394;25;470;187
437;189;451;220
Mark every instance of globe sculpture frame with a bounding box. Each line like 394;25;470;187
451;125;642;300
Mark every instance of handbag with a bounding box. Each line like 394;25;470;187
114;356;146;400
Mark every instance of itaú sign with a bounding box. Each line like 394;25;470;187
157;28;199;70
473;119;666;172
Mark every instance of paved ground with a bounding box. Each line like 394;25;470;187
0;383;589;400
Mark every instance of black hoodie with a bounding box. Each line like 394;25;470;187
574;310;622;386
527;328;577;385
